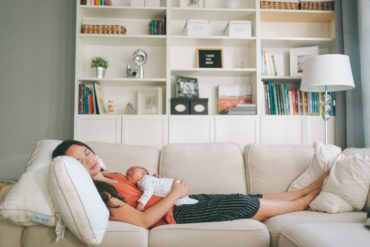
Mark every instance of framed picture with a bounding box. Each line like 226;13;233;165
176;76;199;98
197;48;223;68
137;87;162;114
289;46;319;76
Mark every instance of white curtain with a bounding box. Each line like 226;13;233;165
335;0;370;148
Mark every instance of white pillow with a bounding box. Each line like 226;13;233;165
0;140;61;226
288;142;341;191
310;153;370;213
49;156;109;246
0;140;107;227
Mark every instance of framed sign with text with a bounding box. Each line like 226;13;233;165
197;48;223;68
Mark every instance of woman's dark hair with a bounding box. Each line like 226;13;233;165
52;140;95;158
94;181;125;215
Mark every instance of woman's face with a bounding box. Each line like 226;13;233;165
66;144;100;178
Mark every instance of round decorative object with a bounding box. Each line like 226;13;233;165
175;104;187;113
132;49;148;66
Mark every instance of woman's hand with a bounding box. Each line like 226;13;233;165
170;179;189;199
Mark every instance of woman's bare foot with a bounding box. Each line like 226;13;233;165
298;189;320;210
303;170;330;195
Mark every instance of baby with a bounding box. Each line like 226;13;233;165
126;166;198;211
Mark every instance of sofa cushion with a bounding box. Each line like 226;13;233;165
160;143;247;194
149;219;269;247
87;142;160;174
343;148;370;209
310;152;370;213
288;142;341;191
279;223;370;247
0;140;61;227
264;211;366;247
0;219;23;247
22;221;148;247
244;144;313;194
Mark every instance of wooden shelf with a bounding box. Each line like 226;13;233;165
171;7;256;20
78;34;166;46
78;77;166;86
171;35;256;46
261;76;301;81
261;37;335;48
171;68;257;76
79;6;166;19
260;9;335;23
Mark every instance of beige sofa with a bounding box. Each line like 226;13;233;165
0;142;369;247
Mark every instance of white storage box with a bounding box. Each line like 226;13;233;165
184;19;210;36
225;21;252;38
145;0;160;7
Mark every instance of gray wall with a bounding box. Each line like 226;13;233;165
0;0;75;180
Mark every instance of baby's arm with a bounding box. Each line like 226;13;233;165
137;176;156;210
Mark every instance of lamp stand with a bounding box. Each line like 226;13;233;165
321;88;331;144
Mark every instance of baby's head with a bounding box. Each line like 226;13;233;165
126;166;149;184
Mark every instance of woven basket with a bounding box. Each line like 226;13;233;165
81;24;126;35
300;1;334;10
260;1;299;10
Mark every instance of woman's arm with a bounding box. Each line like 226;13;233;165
109;179;188;228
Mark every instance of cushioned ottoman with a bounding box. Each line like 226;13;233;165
279;223;370;247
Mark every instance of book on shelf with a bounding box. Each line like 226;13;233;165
149;18;166;35
82;0;111;6
218;85;254;115
264;81;336;116
78;82;106;115
261;48;284;77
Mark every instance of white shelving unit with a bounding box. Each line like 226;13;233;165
74;0;336;148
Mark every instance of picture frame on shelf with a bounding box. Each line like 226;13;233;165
176;76;199;98
137;87;162;115
197;48;223;68
289;46;319;77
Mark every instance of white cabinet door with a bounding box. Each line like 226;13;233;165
169;116;214;144
122;115;168;149
215;116;260;150
74;115;122;144
306;116;335;144
261;116;305;145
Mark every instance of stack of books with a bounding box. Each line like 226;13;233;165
228;104;257;115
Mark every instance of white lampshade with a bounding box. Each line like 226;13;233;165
300;54;355;92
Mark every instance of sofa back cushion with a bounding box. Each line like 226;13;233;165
244;144;314;194
87;142;160;175
343;148;370;209
160;143;247;194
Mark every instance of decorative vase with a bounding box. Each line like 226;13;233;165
95;67;106;78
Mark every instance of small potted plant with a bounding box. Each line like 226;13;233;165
91;57;108;78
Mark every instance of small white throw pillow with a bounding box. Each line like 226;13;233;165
49;156;109;246
0;140;61;226
0;140;107;228
288;142;342;191
310;153;370;213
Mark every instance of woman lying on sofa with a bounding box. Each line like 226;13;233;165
52;140;328;228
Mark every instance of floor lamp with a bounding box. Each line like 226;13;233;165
300;54;355;144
